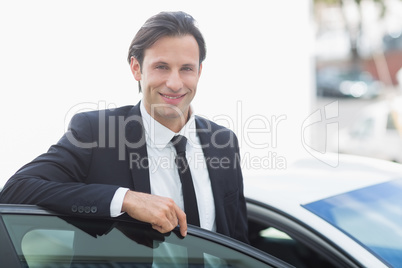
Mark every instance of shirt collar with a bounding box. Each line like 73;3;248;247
140;100;198;150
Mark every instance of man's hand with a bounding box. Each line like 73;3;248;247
122;190;187;237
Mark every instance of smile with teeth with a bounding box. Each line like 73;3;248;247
160;93;185;99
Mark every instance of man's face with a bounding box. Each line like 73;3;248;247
130;35;202;131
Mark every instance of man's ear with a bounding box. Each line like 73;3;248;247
198;63;203;78
130;57;142;81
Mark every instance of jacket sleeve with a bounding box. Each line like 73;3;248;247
232;138;250;244
0;112;120;217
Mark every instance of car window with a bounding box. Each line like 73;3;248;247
2;213;288;268
386;113;396;130
248;219;337;268
303;178;402;268
387;111;402;131
246;200;362;267
350;117;374;138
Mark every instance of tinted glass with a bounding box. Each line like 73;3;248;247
303;178;402;267
248;220;337;268
2;214;278;267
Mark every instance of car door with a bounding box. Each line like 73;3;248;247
0;204;292;268
246;199;363;268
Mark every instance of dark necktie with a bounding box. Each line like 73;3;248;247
171;135;200;227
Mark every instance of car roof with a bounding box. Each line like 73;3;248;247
356;96;402;118
244;153;402;207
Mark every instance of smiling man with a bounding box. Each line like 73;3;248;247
0;11;249;243
131;34;200;132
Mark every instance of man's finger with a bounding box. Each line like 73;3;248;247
175;205;187;237
151;224;163;233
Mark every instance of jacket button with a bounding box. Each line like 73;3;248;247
84;206;91;213
91;206;97;213
71;205;78;213
78;206;84;213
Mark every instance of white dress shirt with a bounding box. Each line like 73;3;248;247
110;101;216;232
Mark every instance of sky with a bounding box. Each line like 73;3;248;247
0;0;314;186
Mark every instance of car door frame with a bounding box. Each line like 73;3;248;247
246;198;366;268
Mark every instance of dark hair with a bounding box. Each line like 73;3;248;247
127;11;207;92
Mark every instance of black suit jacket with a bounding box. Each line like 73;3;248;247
0;102;248;243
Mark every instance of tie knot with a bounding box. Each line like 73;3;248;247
171;135;187;154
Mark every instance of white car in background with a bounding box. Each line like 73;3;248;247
337;96;402;163
245;153;402;267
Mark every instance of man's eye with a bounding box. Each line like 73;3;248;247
156;65;168;70
182;67;193;71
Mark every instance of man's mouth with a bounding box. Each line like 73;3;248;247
160;93;185;99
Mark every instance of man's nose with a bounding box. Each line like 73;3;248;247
166;71;183;91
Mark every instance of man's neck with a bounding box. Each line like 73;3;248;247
154;113;189;133
143;102;192;133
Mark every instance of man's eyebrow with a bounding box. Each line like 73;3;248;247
152;61;168;65
182;63;197;67
151;61;197;67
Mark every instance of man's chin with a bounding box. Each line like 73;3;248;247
156;108;188;122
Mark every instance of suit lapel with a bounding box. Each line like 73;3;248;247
125;102;151;194
195;116;225;230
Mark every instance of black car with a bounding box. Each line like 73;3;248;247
316;68;382;99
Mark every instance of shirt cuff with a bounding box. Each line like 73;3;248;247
110;187;129;217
